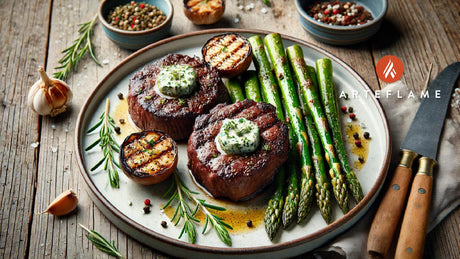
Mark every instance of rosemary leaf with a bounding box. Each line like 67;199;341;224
79;224;123;258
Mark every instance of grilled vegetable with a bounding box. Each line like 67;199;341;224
282;134;300;228
286;45;348;214
264;33;315;222
120;130;178;185
184;0;225;25
316;58;363;203
202;33;252;78
264;170;284;240
224;78;245;103
242;71;262;102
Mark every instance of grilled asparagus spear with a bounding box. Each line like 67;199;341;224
243;71;262;102
287;45;348;214
264;33;315;221
224;78;245;102
316;58;363;203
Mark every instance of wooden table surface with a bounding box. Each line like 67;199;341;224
1;0;459;258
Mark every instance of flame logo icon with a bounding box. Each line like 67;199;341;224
376;55;404;83
383;59;397;79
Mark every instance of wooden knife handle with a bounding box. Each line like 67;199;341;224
395;157;436;259
368;150;418;258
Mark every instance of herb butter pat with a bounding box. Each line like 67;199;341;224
156;65;196;97
218;118;260;154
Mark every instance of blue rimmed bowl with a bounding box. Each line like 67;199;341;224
98;0;174;50
295;0;387;45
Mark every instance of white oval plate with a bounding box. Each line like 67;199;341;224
75;29;391;258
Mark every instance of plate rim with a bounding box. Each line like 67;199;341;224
74;28;391;255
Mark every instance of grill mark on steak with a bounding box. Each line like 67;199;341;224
128;54;229;140
187;99;289;201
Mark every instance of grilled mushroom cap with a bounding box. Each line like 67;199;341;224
184;0;225;25
202;33;253;78
120;130;178;185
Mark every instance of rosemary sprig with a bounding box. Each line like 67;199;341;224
85;98;120;188
54;14;101;81
79;224;123;258
163;174;232;246
193;197;233;246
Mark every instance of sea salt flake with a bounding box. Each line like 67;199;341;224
102;59;110;65
51;146;58;153
261;8;268;14
31;142;40;148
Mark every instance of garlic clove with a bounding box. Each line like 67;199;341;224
27;81;41;110
33;88;53;116
40;189;78;216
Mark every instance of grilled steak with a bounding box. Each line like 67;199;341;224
187;99;289;201
128;54;229;140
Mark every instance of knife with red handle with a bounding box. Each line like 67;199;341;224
368;62;460;258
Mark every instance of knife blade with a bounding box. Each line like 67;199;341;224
368;62;460;259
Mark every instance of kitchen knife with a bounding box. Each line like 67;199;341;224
367;62;460;258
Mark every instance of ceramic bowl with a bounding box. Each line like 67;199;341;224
98;0;173;50
295;0;388;45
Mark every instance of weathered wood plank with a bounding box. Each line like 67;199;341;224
0;0;50;258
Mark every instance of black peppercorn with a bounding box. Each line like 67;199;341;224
363;132;370;139
115;126;121;134
353;132;359;140
117;92;124;99
246;220;253;228
161;221;167;228
143;206;151;214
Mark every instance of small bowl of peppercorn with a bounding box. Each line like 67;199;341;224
98;0;173;50
295;0;387;45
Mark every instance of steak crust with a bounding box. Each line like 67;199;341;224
187;99;289;201
128;54;229;140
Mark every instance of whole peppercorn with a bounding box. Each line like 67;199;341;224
144;199;151;206
114;126;121;134
341;106;347;113
117;92;124;99
363;132;370;139
348;107;354;113
143;206;151;214
358;156;365;163
246;220;253;228
349;113;356;120
353;132;359;140
355;140;362;147
161;221;167;228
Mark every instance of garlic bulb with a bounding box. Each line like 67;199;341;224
27;67;72;116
